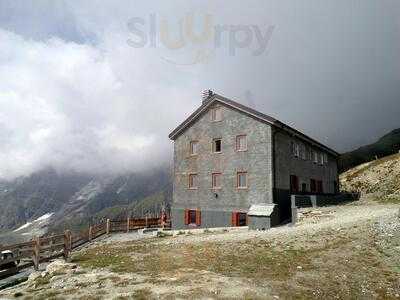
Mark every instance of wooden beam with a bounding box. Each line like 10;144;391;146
32;236;40;271
106;219;110;235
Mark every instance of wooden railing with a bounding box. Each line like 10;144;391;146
0;215;169;279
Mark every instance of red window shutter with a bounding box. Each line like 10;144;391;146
196;209;201;226
231;212;237;226
317;181;323;193
290;175;299;193
184;209;189;225
310;179;316;193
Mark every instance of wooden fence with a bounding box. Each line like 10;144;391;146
0;215;169;279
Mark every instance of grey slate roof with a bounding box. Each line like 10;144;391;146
168;93;339;157
247;204;276;216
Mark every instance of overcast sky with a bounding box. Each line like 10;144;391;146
0;1;399;179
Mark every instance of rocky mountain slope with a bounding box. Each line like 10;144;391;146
339;128;400;172
340;153;400;202
0;167;172;243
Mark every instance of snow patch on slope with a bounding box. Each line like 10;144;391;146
35;213;54;222
13;222;32;232
13;212;54;233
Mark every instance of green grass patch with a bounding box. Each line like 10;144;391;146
72;225;400;299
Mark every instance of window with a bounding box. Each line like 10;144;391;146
319;153;324;165
300;144;306;160
307;147;312;161
313;151;318;164
188;210;196;224
290;175;299;193
302;183;307;192
324;153;328;164
211;106;222;122
291;142;300;157
236;135;247;151
190;141;198;155
212;173;222;189
213;138;222;153
232;212;247;226
184;209;201;226
310;179;317;193
237;172;248;189
188;173;198;189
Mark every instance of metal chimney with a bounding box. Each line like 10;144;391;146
202;90;214;103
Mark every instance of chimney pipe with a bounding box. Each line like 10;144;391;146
202;90;214;103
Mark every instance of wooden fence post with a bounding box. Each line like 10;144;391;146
106;219;110;235
127;217;130;233
161;213;165;229
88;226;93;242
32;236;40;271
69;233;73;252
64;230;71;261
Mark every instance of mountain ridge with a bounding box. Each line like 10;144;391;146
0;167;171;243
338;128;400;172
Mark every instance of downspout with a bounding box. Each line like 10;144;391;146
271;127;278;203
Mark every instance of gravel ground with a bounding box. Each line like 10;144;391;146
0;198;398;299
141;200;399;246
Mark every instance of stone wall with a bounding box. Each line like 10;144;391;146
172;102;273;228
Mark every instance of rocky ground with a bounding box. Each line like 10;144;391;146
0;197;399;300
340;153;400;203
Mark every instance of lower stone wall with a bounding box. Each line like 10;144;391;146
171;207;242;230
291;193;360;209
248;216;271;231
314;193;360;206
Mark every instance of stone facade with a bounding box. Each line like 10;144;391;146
172;102;273;229
169;94;339;229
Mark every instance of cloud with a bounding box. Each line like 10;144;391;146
0;28;200;179
0;0;400;179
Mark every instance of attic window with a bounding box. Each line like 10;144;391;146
190;141;198;155
213;139;222;153
211;106;222;122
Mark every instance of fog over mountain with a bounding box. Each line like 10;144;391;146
1;1;400;180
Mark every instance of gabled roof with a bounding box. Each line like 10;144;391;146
168;93;339;157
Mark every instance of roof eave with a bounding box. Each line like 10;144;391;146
168;93;340;157
168;95;217;140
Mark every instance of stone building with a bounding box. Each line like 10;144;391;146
168;92;339;230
